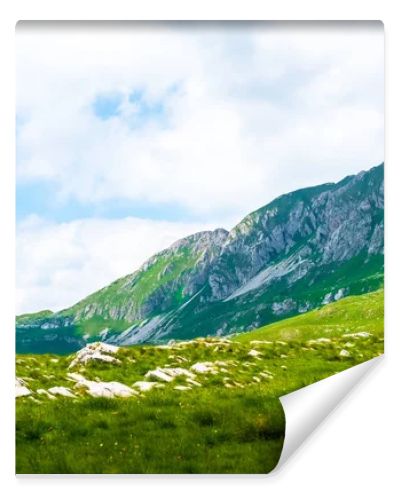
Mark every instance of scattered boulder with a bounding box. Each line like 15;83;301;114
307;338;334;349
36;388;56;400
214;360;229;367
168;355;188;364
339;349;351;358
15;378;31;398
342;332;372;339
190;361;218;374
66;372;86;382
75;379;137;398
48;386;76;398
186;378;202;387
133;381;160;392
248;349;262;358
145;368;174;382
69;342;120;369
145;366;195;382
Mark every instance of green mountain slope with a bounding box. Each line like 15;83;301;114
16;163;384;353
237;288;383;343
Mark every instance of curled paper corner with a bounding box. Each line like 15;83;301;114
274;355;383;471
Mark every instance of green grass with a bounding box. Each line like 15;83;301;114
237;288;383;343
16;289;383;474
16;387;284;474
130;246;198;307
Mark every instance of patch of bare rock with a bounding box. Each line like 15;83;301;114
66;372;137;398
68;342;121;369
15;378;31;398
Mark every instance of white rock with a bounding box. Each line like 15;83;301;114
132;381;159;392
28;396;42;404
174;385;191;391
144;366;195;382
186;378;202;387
36;388;56;400
15;378;31;398
174;355;188;363
48;386;76;398
250;340;273;345
163;367;195;378
66;372;86;382
214;361;229;367
307;338;332;346
69;342;120;368
339;349;351;358
92;342;119;354
76;379;137;398
248;349;262;358
342;332;372;339
145;368;174;382
190;362;218;374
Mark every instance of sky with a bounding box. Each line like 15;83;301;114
16;21;384;314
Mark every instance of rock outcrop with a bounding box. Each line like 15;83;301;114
68;342;120;368
15;378;31;398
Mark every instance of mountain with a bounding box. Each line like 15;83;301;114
16;163;384;353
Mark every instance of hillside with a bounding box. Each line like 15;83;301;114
237;288;384;343
16;163;384;353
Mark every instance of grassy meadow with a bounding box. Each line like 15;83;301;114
16;289;383;474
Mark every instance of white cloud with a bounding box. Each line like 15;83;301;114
15;22;384;314
16;22;384;218
16;215;229;314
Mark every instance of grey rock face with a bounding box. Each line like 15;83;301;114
207;165;383;302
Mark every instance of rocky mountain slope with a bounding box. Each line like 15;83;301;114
16;163;384;353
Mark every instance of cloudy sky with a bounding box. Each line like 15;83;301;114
16;21;384;314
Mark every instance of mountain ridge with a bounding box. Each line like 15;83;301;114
16;162;384;353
